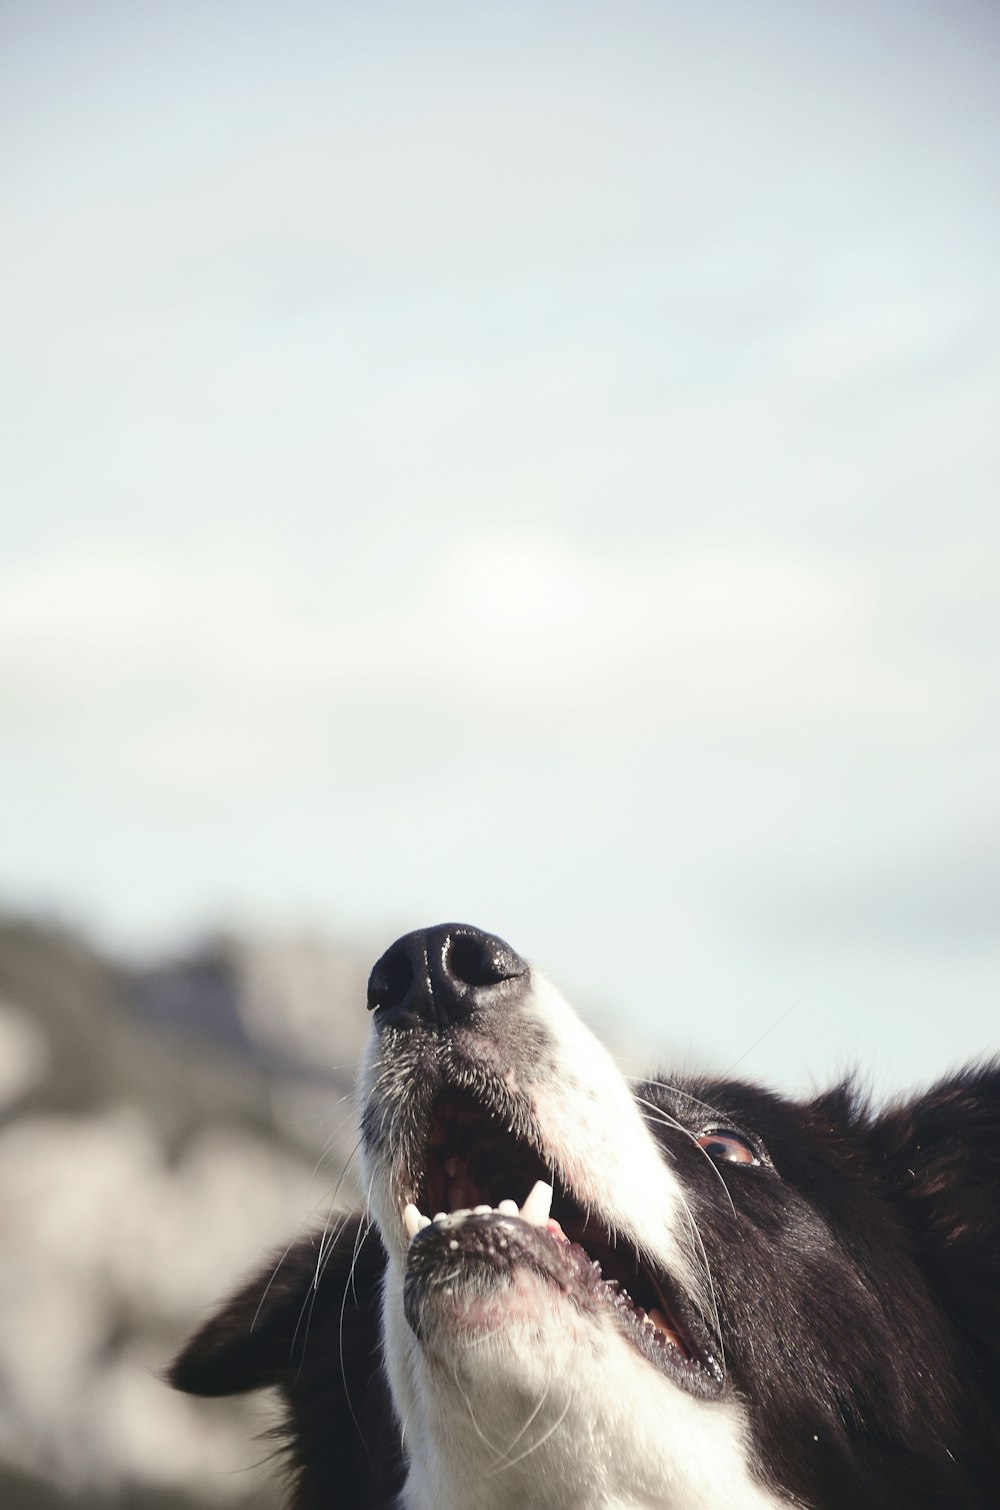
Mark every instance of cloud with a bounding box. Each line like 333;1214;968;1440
0;532;983;801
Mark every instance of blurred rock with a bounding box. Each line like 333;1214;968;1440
0;1000;48;1111
0;914;372;1507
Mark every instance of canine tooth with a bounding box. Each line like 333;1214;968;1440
648;1307;676;1337
403;1204;423;1240
497;1199;519;1216
519;1180;553;1227
433;1212;448;1224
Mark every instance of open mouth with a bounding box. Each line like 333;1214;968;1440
400;1090;723;1397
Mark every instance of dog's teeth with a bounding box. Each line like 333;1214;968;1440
403;1204;422;1240
519;1180;553;1227
409;1198;545;1236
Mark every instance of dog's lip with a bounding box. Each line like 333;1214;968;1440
400;1198;723;1395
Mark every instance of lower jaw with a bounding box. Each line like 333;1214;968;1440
407;1268;686;1364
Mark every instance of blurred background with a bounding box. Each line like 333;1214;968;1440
1;0;998;1503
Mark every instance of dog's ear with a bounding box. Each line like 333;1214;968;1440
170;1214;404;1506
870;1063;1000;1392
169;1216;375;1397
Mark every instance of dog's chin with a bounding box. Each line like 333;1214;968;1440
402;1209;598;1348
407;1259;589;1359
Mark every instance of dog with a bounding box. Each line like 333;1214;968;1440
171;923;1000;1508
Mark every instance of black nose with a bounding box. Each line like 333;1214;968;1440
366;923;528;1031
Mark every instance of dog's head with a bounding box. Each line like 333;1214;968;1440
171;924;1000;1509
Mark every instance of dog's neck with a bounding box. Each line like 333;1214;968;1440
399;1489;672;1510
380;1280;789;1510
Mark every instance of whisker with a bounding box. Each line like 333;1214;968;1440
631;1095;738;1222
723;993;806;1075
250;1141;362;1333
292;1174;370;1376
627;1074;729;1123
314;1104;364;1171
630;1095;730;1362
451;1360;506;1455
489;1380;551;1471
336;1177;377;1466
485;1393;574;1476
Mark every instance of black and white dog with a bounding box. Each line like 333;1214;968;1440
171;924;1000;1508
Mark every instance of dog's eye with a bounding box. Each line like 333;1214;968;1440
696;1130;759;1165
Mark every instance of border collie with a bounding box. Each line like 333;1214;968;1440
171;923;1000;1508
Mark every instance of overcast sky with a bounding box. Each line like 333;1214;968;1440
2;0;998;1094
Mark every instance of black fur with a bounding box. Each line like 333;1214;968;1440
636;1065;1000;1507
171;1061;1000;1508
169;1217;404;1508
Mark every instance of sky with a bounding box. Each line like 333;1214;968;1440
1;0;998;1094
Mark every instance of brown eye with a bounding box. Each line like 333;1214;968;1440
696;1130;760;1165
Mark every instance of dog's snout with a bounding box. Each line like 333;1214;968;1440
366;923;528;1030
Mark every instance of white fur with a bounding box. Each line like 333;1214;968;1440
361;970;792;1510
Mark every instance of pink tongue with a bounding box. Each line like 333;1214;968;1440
546;1218;568;1243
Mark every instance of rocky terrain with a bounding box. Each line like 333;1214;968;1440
0;915;374;1508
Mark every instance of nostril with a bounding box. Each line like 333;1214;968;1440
367;946;415;1012
446;931;527;989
